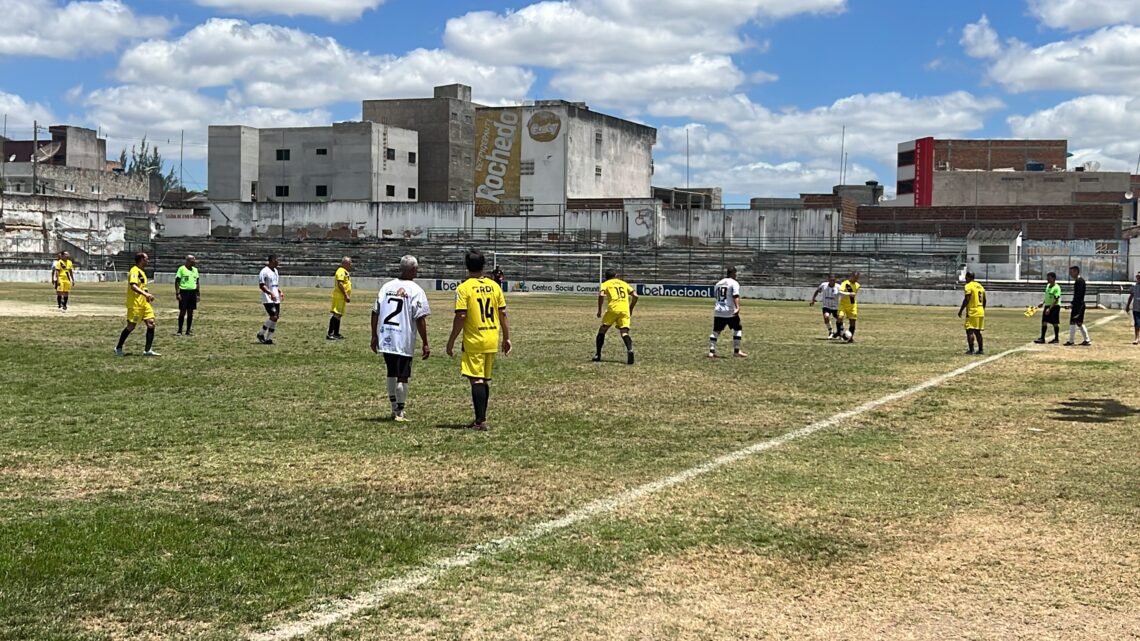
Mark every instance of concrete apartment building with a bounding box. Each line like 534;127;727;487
362;85;657;211
362;84;476;202
895;137;1131;208
208;121;419;203
1;125;151;201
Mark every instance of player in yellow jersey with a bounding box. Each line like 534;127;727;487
115;252;160;357
52;251;75;311
447;250;511;431
594;269;639;364
837;271;861;343
958;271;987;355
327;256;353;340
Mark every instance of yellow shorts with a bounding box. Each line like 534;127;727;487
461;351;495;380
839;305;857;321
331;293;347;316
602;310;631;329
56;281;72;293
127;302;155;324
965;315;985;331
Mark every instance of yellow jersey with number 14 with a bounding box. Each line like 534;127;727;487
600;278;634;315
455;277;506;354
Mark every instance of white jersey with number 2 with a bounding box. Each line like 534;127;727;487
374;279;431;357
713;278;740;318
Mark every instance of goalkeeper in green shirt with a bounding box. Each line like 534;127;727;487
1034;271;1062;344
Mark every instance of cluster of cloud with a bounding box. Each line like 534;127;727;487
0;0;169;58
193;0;386;21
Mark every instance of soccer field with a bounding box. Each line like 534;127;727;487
1;282;1137;641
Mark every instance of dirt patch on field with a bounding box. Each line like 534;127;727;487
0;300;124;318
0;463;139;499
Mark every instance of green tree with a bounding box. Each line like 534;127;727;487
120;136;182;193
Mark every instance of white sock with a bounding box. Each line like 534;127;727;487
266;319;277;339
396;382;408;413
386;378;397;412
733;330;743;353
1069;325;1077;342
824;318;832;333
709;332;719;354
1079;325;1090;342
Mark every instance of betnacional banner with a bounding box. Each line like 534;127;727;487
474;108;522;215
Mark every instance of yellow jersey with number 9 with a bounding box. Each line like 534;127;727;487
600;278;634;315
455;277;506;354
964;281;986;317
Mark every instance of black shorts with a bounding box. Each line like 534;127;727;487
1043;305;1061;324
263;303;281;317
178;289;198;311
1069;304;1086;325
383;353;413;379
822;307;838;318
713;315;742;332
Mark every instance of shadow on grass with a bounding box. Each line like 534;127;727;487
1051;397;1140;424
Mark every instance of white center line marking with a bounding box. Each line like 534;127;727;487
252;313;1122;641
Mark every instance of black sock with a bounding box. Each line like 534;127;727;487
849;321;857;337
178;311;186;333
472;383;489;423
1053;325;1060;340
595;333;605;356
328;316;337;336
334;317;341;335
116;327;132;349
185;311;193;333
145;327;155;351
1039;324;1046;340
622;334;633;352
56;295;62;308
62;295;68;308
976;333;984;351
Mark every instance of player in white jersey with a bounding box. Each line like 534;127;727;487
709;267;747;358
257;255;284;345
371;255;431;422
809;273;843;339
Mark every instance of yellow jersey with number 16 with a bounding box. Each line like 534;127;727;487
600;278;634;315
455;277;506;354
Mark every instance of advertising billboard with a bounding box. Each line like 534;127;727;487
474;108;522;215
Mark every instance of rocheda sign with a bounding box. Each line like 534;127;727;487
474;108;522;212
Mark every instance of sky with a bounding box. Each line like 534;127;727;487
2;0;1140;204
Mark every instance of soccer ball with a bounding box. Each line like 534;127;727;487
841;329;853;341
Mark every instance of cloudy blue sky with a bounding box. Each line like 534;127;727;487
2;0;1139;203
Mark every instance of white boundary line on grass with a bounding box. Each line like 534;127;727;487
251;313;1123;641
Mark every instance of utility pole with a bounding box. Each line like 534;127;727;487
32;120;38;196
179;129;184;193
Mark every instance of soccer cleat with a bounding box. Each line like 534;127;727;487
394;414;410;423
185;331;194;336
627;351;635;365
257;333;266;344
114;348;125;357
591;354;602;362
1080;341;1092;346
1033;338;1046;344
966;349;975;355
466;421;489;431
1049;338;1060;344
1063;341;1075;346
175;331;183;336
734;351;748;358
143;350;161;357
326;335;337;341
976;350;985;355
334;334;345;340
707;352;717;359
263;339;275;345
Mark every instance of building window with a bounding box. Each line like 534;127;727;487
386;184;395;197
897;179;915;195
650;159;655;176
1000;176;1025;182
519;197;534;214
275;185;289;198
276;149;290;161
595;131;603;159
897;150;915;167
315;148;328;156
386;148;396;161
408;152;417;165
520;160;535;175
595;165;602;178
979;245;1011;264
90;184;102;194
408;187;416;199
315;185;328;197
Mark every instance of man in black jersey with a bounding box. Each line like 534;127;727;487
1064;265;1091;346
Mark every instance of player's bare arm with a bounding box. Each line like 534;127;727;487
132;281;154;302
628;290;638;315
596;292;605;318
958;294;969;317
499;307;511;355
369;308;380;354
809;285;820;305
259;282;276;302
1127;292;1134;313
733;295;741;316
446;311;465;357
338;279;350;303
416;316;430;359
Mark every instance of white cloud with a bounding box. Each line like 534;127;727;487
1008;94;1140;170
84;86;331;160
550;55;747;105
960;14;1001;59
0;92;57;137
445;0;845;67
0;0;169;59
984;25;1140;93
116;19;534;109
1028;0;1140;31
193;0;385;21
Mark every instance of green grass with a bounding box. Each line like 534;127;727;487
0;282;1137;640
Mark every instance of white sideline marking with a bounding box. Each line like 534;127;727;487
252;315;1122;641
